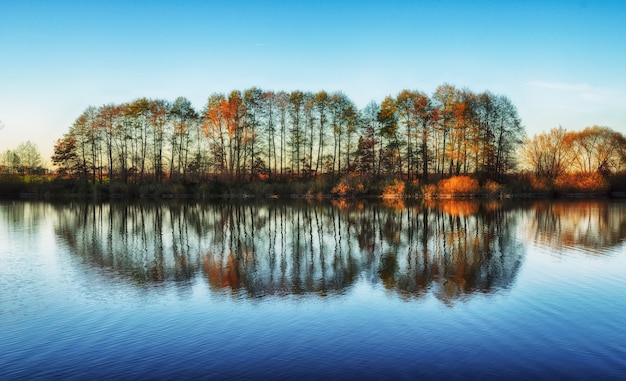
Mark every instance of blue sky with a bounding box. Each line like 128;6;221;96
1;0;625;162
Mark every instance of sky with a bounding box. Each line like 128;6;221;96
1;0;625;164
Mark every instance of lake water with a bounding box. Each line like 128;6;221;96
1;199;625;380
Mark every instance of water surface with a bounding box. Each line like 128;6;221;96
1;199;625;379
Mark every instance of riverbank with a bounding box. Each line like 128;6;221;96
2;173;625;200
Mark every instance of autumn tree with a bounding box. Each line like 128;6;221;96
566;126;626;175
378;95;400;177
413;92;438;180
521;127;571;186
170;96;198;180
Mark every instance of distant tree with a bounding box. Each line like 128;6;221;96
0;149;20;174
16;141;43;175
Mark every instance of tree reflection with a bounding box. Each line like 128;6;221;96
521;200;626;254
50;200;535;301
50;199;625;301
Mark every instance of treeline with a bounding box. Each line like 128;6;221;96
521;126;626;192
51;84;525;189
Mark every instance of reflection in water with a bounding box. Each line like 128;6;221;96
521;200;626;255
51;200;543;302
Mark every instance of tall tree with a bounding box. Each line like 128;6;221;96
170;97;198;180
378;95;400;177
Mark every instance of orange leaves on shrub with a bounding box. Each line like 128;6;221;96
331;175;367;197
421;184;437;198
382;180;405;198
555;172;609;193
437;176;479;195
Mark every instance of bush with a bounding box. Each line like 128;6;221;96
381;180;405;198
555;172;609;193
437;176;479;195
482;180;502;195
421;184;437;198
331;175;368;197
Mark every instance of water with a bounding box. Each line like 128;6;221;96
1;199;625;380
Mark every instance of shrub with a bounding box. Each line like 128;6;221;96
437;176;479;195
421;184;437;198
331;175;368;197
482;180;502;195
555;172;610;193
381;180;405;198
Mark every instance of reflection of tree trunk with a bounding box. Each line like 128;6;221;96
53;200;537;298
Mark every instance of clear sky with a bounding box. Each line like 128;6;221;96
1;0;625;164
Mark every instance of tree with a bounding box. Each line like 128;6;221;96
52;136;81;177
491;94;524;179
244;87;264;180
567;126;626;175
149;99;171;182
396;90;419;180
170;96;198;180
521;127;571;185
378;96;400;176
361;101;381;176
289;90;306;177
16;141;43;175
314;91;330;175
0;149;20;174
413;92;438;180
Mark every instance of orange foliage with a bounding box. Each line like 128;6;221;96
437;176;479;195
555;172;610;193
421;184;437;198
331;175;367;197
382;180;405;198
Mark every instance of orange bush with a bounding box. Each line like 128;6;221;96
437;176;479;195
382;180;405;198
555;172;610;193
421;184;437;198
331;175;367;197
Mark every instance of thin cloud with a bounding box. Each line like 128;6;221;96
528;80;621;104
529;81;591;92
